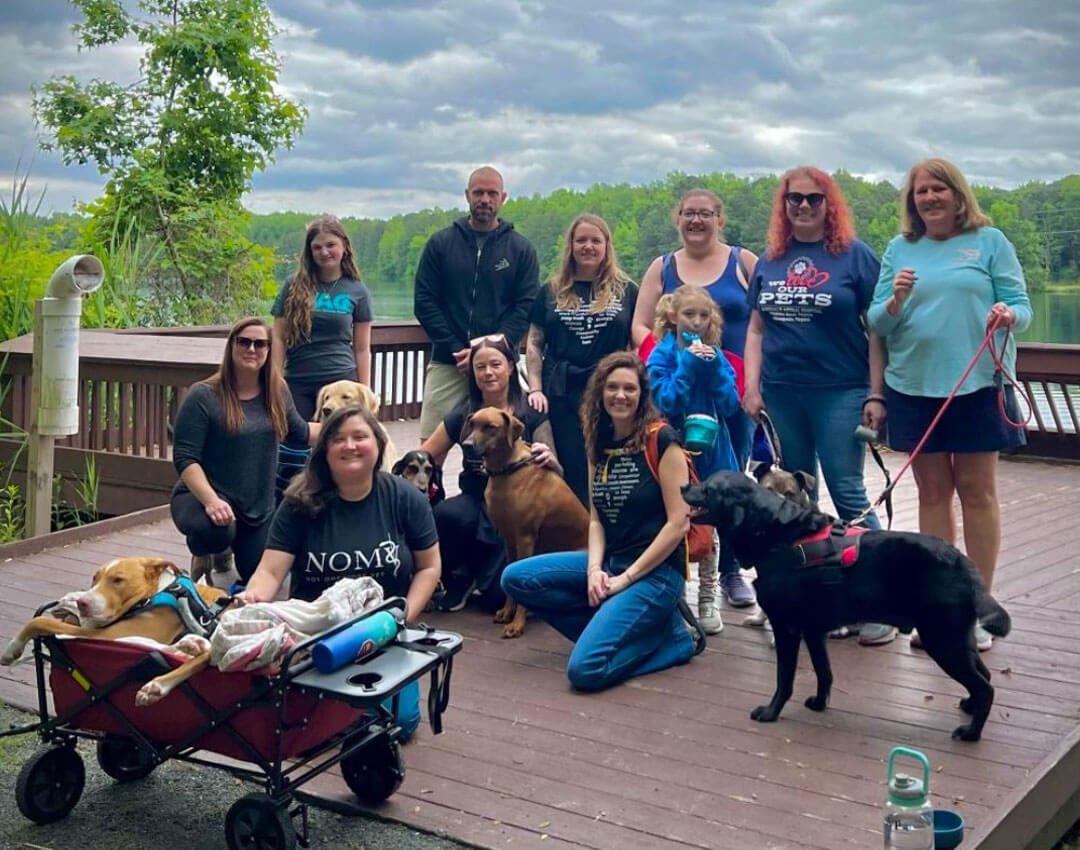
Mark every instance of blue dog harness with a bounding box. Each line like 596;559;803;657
130;576;229;639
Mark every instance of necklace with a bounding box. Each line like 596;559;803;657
318;276;344;297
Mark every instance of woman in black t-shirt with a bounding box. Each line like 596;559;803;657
421;334;560;611
525;214;637;507
502;352;700;691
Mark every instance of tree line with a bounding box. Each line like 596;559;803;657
251;171;1080;297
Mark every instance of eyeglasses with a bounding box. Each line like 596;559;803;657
470;333;507;347
234;337;270;351
784;192;826;209
679;209;719;220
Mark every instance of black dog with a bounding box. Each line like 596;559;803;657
392;450;445;505
682;471;1011;741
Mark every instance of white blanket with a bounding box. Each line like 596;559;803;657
207;577;386;672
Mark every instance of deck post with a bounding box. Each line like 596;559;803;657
26;301;54;537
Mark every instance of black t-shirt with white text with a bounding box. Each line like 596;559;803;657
591;424;685;573
266;473;439;601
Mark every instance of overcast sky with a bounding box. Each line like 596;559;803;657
1;0;1077;218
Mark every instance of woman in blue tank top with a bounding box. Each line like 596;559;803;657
631;188;760;619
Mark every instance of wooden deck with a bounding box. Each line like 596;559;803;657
1;419;1079;849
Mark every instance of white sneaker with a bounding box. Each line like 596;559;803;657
973;624;993;652
697;601;724;635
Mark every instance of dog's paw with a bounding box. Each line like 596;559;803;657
135;681;167;706
958;696;974;714
1;640;27;666
804;695;829;712
501;622;525;639
493;606;514;625
951;722;981;742
751;705;780;723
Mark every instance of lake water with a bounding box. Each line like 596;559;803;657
371;281;1080;345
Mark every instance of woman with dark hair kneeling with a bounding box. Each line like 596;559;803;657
239;405;441;736
501;352;699;691
171;317;315;587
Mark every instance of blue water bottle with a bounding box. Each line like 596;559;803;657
312;610;399;674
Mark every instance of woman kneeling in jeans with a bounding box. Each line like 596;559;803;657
502;351;699;690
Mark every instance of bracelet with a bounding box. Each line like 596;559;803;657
528;389;544;396
863;394;887;407
624;571;636;585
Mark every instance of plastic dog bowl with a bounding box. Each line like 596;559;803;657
934;809;965;849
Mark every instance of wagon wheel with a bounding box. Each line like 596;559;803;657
341;736;405;805
96;735;157;782
225;792;297;850
15;745;86;824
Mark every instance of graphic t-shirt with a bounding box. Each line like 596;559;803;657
748;239;880;388
266;473;438;602
529;281;638;394
443;401;548;498
271;276;374;383
591;424;685;572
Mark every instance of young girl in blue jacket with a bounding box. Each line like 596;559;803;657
647;288;740;634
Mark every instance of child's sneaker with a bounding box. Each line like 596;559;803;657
697;600;724;635
720;573;756;608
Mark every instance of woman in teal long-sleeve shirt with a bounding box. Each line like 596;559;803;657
867;158;1031;652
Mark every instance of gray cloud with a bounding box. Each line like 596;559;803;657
1;0;1077;217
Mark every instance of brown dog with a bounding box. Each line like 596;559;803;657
1;557;233;706
463;407;589;638
315;379;398;471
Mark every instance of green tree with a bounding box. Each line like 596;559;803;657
33;0;305;324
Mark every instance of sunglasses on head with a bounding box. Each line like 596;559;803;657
470;333;507;347
234;337;270;351
784;191;826;208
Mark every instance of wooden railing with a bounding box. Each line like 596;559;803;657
0;326;1077;516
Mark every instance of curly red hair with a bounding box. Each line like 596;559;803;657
765;166;855;260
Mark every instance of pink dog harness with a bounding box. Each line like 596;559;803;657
793;521;867;568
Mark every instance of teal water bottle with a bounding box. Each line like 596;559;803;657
883;746;934;849
312;610;399;673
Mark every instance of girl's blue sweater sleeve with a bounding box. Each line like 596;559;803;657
709;350;740;417
647;335;693;419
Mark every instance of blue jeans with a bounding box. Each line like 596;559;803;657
762;384;881;529
719;410;756;576
502;552;695;690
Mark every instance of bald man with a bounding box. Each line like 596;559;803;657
413;166;540;439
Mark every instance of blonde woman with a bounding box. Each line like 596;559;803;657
525;214;637;505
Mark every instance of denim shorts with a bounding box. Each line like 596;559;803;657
884;384;1027;454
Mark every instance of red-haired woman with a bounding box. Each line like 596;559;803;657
171;318;317;586
742;167;891;644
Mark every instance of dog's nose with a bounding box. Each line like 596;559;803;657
76;597;91;613
321;407;332;418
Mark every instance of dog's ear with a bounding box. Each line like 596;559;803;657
793;470;816;493
461;413;475;442
361;384;380;415
314;385;329;422
143;558;179;584
509;413;524;447
391;454;409;476
751;461;772;482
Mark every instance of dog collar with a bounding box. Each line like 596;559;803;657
483;456;537;477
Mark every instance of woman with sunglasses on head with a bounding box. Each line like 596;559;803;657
867;158;1031;652
421;334;561;611
525;214;637;507
171;317;318;587
631;188;759;613
743;167;892;645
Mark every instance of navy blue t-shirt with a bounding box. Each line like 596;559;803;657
748;239;879;388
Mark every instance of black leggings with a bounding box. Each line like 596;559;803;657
169;490;271;582
548;392;588;507
433;492;505;606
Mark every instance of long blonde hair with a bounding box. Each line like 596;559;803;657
282;215;361;349
652;288;724;346
900;158;992;241
549;214;631;313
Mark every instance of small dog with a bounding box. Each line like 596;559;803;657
462;407;590;638
683;471;1011;741
315;379;398;471
392;449;445;505
1;557;234;706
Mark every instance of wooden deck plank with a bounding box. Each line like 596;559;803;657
0;424;1077;849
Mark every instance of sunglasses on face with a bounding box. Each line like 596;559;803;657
234;337;270;351
784;192;826;209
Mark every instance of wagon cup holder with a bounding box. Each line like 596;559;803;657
346;672;383;690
